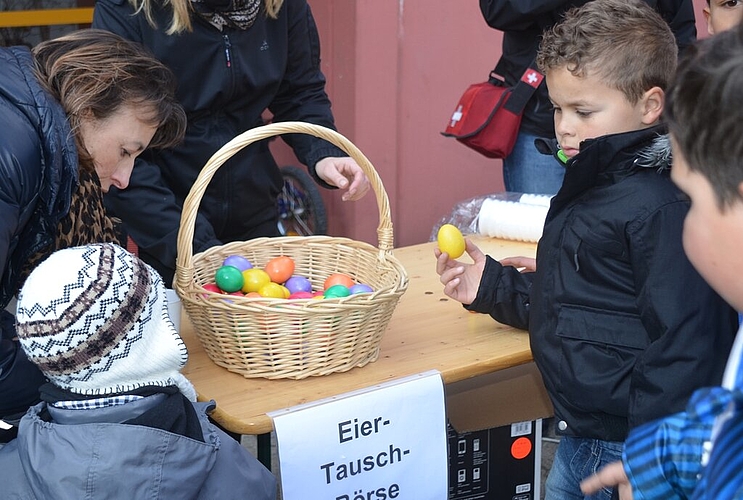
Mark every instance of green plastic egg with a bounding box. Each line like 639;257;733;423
323;284;351;299
214;265;244;293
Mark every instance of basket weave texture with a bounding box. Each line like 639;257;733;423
174;122;409;379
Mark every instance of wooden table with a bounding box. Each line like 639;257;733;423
180;236;551;464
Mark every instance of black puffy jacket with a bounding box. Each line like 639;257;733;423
93;0;344;285
467;126;738;441
478;0;697;138
0;46;77;416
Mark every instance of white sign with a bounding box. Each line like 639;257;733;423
269;370;448;500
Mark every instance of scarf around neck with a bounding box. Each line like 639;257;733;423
191;0;262;31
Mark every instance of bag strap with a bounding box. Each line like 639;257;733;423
490;58;544;116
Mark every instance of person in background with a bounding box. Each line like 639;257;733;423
0;29;186;441
704;0;743;34
0;242;277;498
436;1;738;498
581;20;743;500
478;0;696;195
92;0;371;286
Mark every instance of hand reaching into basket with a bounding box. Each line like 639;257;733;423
315;156;370;201
435;239;487;305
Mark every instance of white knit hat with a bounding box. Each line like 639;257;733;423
15;243;194;398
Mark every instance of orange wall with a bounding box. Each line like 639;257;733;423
274;0;711;249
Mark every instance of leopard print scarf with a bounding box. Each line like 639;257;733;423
191;0;261;31
20;168;122;291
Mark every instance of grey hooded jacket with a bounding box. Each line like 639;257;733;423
0;396;276;499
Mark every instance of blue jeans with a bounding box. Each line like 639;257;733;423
502;130;565;195
544;436;624;500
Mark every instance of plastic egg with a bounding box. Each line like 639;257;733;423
223;255;253;271
265;256;295;284
202;283;222;294
349;283;373;294
258;282;288;299
215;265;244;293
241;268;271;293
324;284;351;299
324;273;355;290
284;275;313;294
437;224;466;259
288;291;313;300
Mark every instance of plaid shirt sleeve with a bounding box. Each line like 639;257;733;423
623;387;734;499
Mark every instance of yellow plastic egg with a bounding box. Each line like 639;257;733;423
258;282;288;299
437;224;466;259
241;268;271;293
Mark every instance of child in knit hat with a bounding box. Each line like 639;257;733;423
0;242;276;499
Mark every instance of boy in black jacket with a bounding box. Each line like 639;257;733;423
437;1;738;498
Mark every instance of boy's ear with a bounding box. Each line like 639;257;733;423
704;7;715;35
640;87;665;125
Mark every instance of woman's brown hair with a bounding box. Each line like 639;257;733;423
32;29;186;172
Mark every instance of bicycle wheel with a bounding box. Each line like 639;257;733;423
276;165;328;236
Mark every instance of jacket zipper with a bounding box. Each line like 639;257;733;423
223;34;232;68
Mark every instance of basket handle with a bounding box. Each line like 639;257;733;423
175;121;394;290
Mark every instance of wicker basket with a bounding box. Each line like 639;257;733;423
174;122;409;379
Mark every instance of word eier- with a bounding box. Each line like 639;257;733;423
338;416;390;443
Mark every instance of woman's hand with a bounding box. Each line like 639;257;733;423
315;157;370;201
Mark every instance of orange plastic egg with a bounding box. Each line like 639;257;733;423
264;256;295;284
323;273;355;290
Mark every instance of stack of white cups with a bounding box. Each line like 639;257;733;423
477;194;551;242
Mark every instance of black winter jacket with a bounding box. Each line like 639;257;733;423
478;0;697;138
467;126;738;441
92;0;344;284
0;46;77;416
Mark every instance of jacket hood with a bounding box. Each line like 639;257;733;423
0;46;78;222
0;46;79;308
11;401;221;499
635;134;672;172
535;124;669;171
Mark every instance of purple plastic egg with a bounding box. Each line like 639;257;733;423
284;276;313;294
349;283;374;294
223;255;253;272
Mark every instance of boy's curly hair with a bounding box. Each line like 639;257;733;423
537;0;677;104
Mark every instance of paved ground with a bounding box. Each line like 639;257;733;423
241;417;560;500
